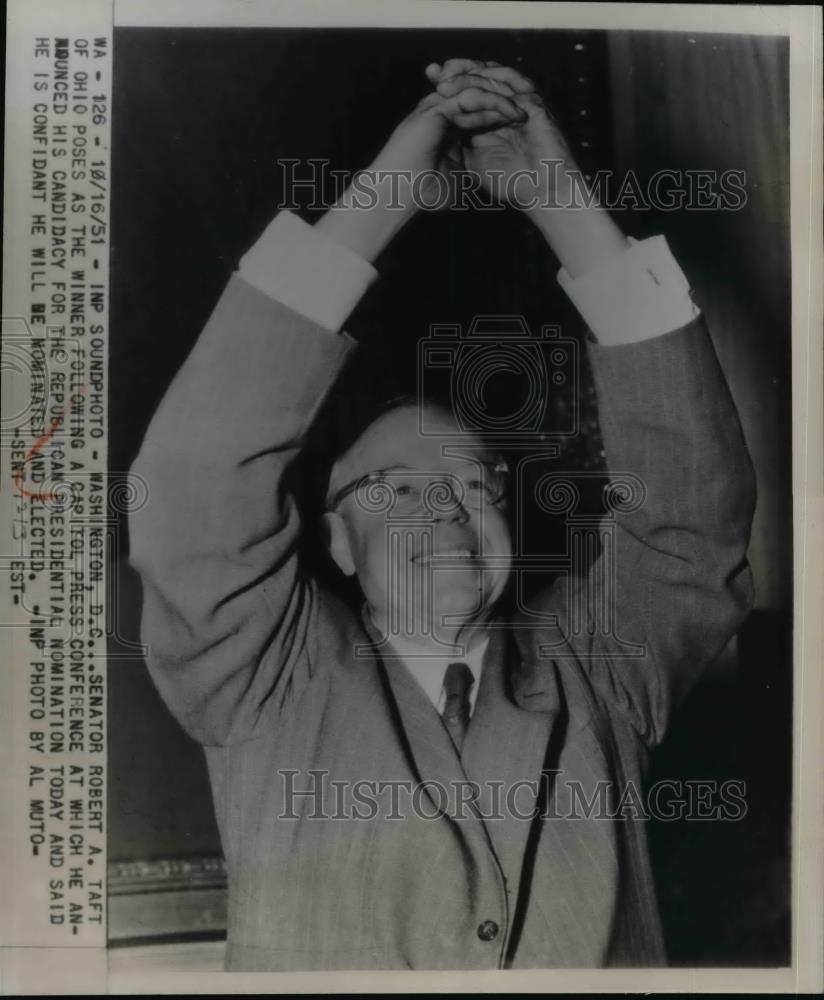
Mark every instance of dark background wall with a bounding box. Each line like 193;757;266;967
108;28;791;964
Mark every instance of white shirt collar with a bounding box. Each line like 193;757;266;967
385;635;489;717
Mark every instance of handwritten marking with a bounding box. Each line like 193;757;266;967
12;386;86;500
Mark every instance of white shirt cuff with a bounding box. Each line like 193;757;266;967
557;235;701;345
238;210;378;332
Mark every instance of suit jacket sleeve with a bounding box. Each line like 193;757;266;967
128;274;356;745
540;318;756;747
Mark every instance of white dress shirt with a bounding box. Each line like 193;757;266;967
383;635;489;717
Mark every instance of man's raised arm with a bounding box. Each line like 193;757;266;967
128;259;360;746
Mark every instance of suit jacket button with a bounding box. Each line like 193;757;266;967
477;920;499;942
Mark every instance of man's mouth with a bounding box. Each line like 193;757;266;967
412;548;479;565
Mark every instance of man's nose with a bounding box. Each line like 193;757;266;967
432;490;470;524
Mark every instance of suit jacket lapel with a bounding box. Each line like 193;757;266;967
380;653;470;793
357;609;488;833
460;628;562;890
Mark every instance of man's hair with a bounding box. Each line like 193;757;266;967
306;390;455;510
299;335;446;498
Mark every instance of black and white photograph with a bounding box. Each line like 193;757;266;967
2;0;822;992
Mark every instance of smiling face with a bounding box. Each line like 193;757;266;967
323;402;513;646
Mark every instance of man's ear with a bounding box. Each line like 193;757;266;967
321;511;356;577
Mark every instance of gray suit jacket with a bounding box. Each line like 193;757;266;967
129;274;755;970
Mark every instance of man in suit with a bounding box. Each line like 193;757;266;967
129;59;755;969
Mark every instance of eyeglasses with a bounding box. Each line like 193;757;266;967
327;462;509;517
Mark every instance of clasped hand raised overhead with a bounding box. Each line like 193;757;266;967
316;57;627;276
370;57;580;210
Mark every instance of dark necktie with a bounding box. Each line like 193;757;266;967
442;661;474;753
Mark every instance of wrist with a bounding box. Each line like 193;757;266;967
316;183;417;263
317;143;430;262
527;201;629;279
